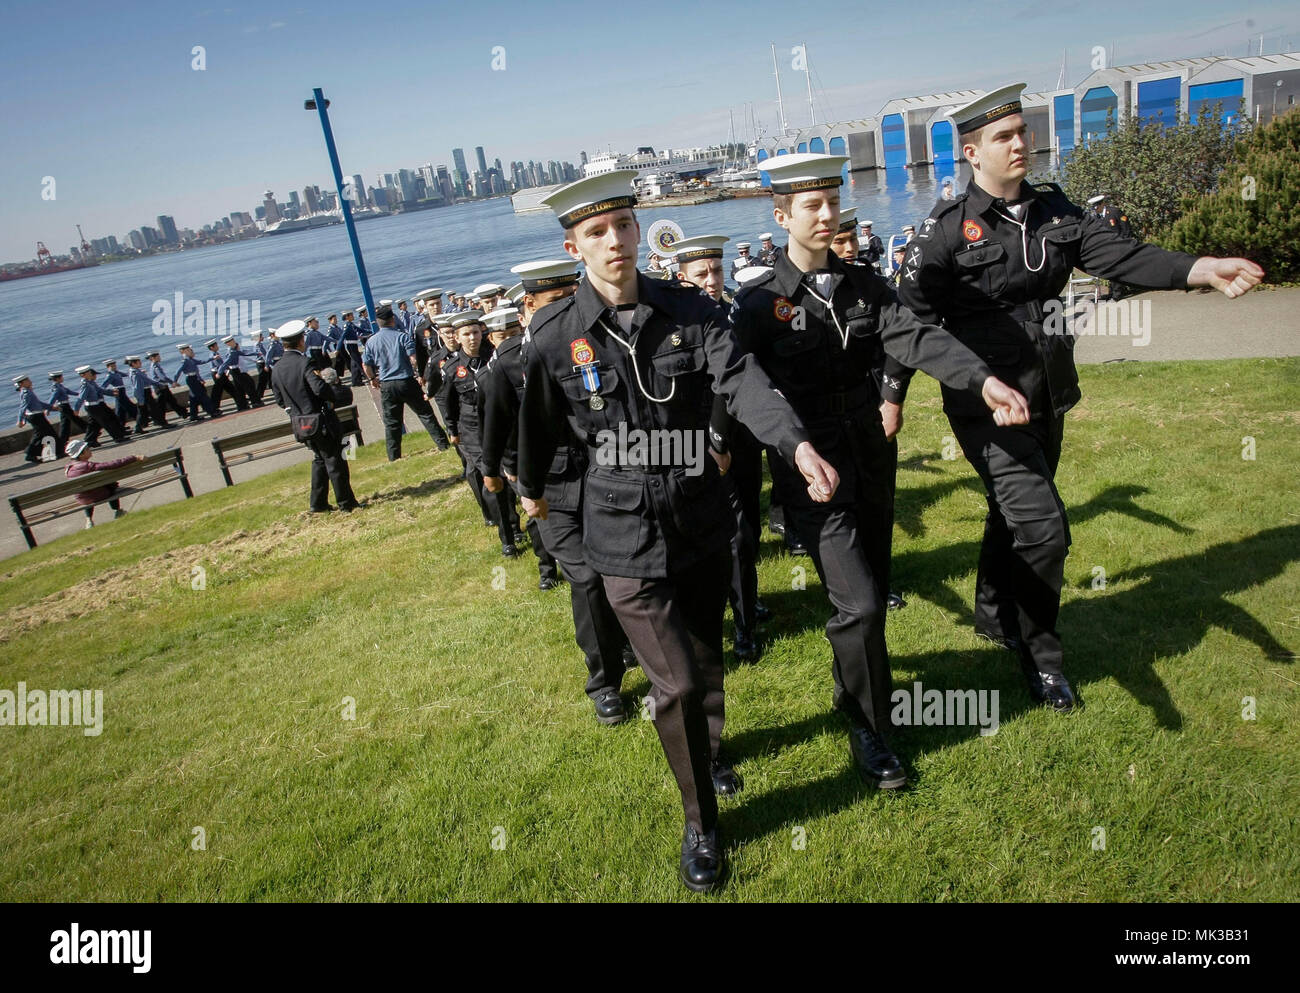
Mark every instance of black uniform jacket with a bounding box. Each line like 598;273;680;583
518;272;811;579
898;180;1196;418
728;250;995;508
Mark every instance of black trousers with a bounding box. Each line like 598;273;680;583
509;479;557;580
158;385;187;417
379;378;449;460
602;549;730;833
307;430;357;511
949;412;1069;675
724;472;758;637
134;392;167;431
537;505;626;696
113;395;137;428
462;448;518;547
231;369;259;407
253;365;271;403
455;446;495;522
346;351;366;386
55;404;84;452
209;375;239;412
23;413;57;461
784;428;896;733
184;375;218;418
83;402;127;444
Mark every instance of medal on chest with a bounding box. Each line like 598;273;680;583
571;338;604;410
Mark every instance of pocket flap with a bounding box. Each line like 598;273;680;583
650;345;704;376
955;242;1007;269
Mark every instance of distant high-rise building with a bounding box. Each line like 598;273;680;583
348;173;367;207
141;226;161;247
262;192;281;224
303;186;321;214
156;215;179;245
371;187;389;210
475;146;488;178
420;164;436;189
128;230;146;250
436;165;454;203
396;169;420;203
452;148;469;181
580;150;588;166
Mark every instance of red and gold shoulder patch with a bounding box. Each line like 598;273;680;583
455;365;468;379
962;220;984;242
571;338;594;365
773;297;795;322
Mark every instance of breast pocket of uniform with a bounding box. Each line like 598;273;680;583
558;365;622;427
583;468;649;560
649;343;705;402
955;242;1009;296
1040;223;1081;272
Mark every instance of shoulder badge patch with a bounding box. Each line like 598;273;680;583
571;338;594;365
774;297;795;322
455;365;468;379
962;220;984;242
919;218;937;240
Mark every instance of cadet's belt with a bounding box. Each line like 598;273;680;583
1007;301;1046;323
807;383;875;416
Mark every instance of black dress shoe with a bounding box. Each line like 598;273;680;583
338;500;367;513
784;535;809;557
591;687;626;725
501;544;521;558
710;756;743;797
309;505;335;514
768;517;786;536
538;576;560;591
848;723;907;789
680;824;725;893
512;530;526;544
733;631;760;663
621;645;639;669
754;599;772;622
483;518;496;528
1039;672;1078;713
886;591;907;610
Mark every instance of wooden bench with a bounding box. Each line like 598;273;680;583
211;405;363;487
8;448;194;549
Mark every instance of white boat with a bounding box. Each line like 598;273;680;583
583;146;728;181
263;212;343;235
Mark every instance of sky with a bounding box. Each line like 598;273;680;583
2;0;1298;262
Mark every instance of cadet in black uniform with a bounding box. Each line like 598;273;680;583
517;170;840;893
437;311;521;556
731;153;1029;787
896;83;1264;711
483;260;633;725
478;306;558;582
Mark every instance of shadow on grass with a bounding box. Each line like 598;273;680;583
369;473;465;503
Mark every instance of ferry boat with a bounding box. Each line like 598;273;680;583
583;146;728;181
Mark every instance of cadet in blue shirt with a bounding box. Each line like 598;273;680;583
99;359;138;429
147;349;188;419
215;336;256;410
325;315;348;380
74;366;129;445
14;374;60;462
304;317;328;371
249;331;272;402
125;355;169;432
204;339;239;413
362;304;449;461
339;311;364;385
47;371;86;452
173;343;219;420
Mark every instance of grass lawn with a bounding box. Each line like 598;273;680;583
1;357;1297;902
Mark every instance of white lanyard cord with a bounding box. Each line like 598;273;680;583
993;206;1049;273
802;284;849;350
598;314;676;404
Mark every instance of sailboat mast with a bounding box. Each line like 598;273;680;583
772;44;789;135
804;42;816;126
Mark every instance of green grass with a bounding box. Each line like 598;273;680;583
2;357;1297;901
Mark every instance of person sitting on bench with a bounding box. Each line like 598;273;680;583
65;439;143;528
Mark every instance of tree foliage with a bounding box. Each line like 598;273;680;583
1054;103;1249;241
1161;108;1300;283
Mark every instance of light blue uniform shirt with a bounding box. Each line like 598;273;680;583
362;326;416;381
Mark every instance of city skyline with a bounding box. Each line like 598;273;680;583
3;0;1299;260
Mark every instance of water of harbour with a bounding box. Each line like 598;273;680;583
0;157;1042;385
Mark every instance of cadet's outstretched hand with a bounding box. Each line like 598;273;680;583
794;441;839;502
1188;257;1264;298
521;495;548;521
981;377;1031;426
483;475;504;493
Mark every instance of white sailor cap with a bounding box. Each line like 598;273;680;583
1087;194;1108;205
860;219;874;228
760;232;774;241
357;304;368;312
505;283;525;305
761;152;848;195
735;266;772;285
378;299;393;307
102;358;118;366
205;339;220;347
510;259;581;292
837;207;858;233
66;439;89;458
432;313;456;328
450;310;485;328
75;364;94;374
48;371;64;379
736;242;751;250
669;235;729;263
415;287;444;301
13;374;30;384
483;307;523;332
176;343;192;351
124;355;142;363
902;223;916;233
250;330;264;338
473;283;506;298
272;319;307;339
950;82;1026;135
221;335;238;344
540;169;638;229
396;299;407;306
146;349;160;357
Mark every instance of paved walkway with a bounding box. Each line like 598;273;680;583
3;287;1296;560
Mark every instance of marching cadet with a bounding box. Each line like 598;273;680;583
147;350;189;418
482;258;634;722
755;232;780;267
204;339;239;412
517;170;841;893
672;234;762;661
829;207;907;611
338;311;364;385
304;317;328;370
218;335;262;408
858;219;885;271
73;366;130;445
48;371;85;451
394;300;413;334
894;83;1263;712
355;306;373;347
14;374;59;462
250;332;273;402
324;316;346;380
269;320;362;514
425;312;495;529
438;310;521;556
361;304;450;461
729;152;1031;788
99;359;137;429
125;355;169;432
729;241;755;283
479;306;559;582
173;343;219;420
